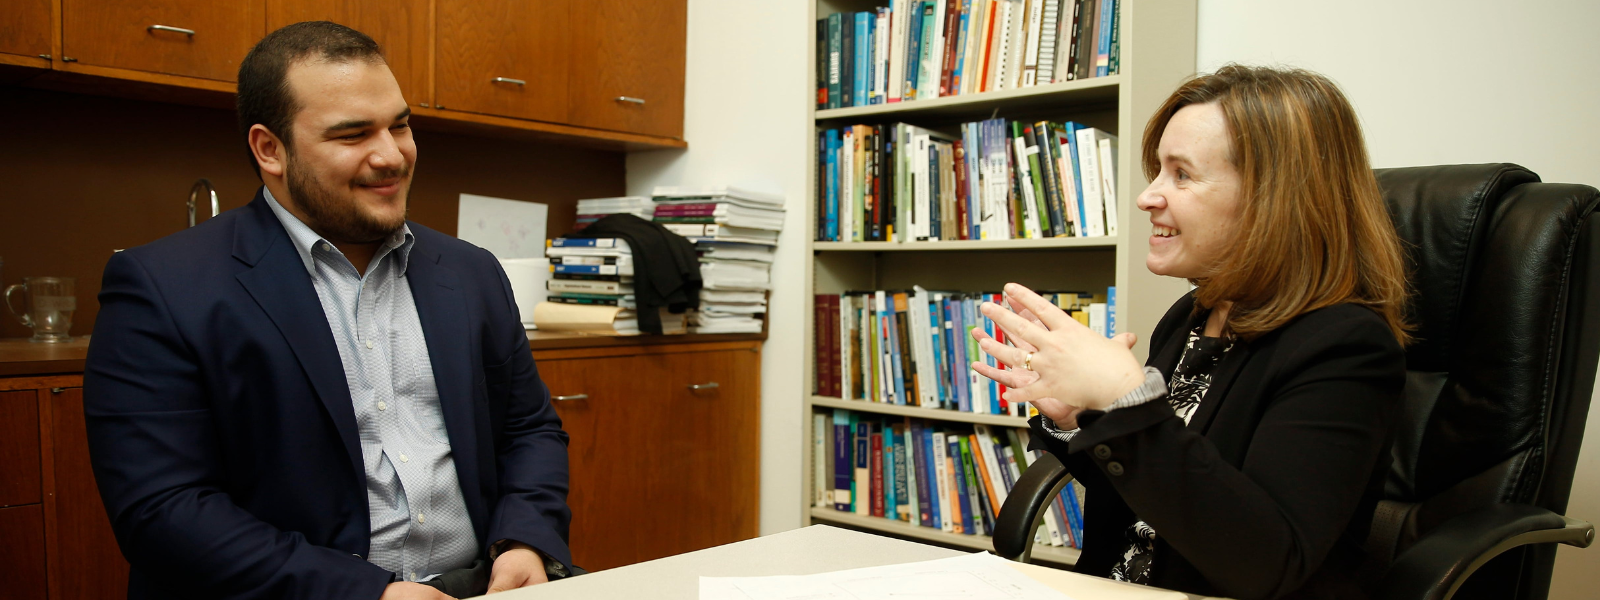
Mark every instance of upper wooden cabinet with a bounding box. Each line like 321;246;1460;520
62;0;263;81
266;0;432;108
567;0;686;139
435;0;570;123
0;0;51;60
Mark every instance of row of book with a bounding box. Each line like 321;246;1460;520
816;120;1119;243
814;288;1114;416
812;409;1086;549
817;0;1120;110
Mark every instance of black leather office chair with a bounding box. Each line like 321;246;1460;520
992;164;1600;600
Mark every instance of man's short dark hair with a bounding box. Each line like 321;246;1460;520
237;21;385;177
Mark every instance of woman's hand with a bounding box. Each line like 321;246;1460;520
969;283;1145;424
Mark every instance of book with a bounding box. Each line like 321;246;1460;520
546;279;634;295
828;13;843;108
869;423;885;517
833;410;852;511
854;415;870;515
813;413;828;507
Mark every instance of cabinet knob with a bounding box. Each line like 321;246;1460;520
615;96;647;105
492;77;526;86
38;54;50;60
687;382;720;391
552;393;589;402
148;25;196;36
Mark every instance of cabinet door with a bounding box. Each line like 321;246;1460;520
0;390;42;507
435;0;569;122
660;348;761;551
0;504;47;600
50;387;129;600
62;0;263;81
0;0;51;59
266;0;431;108
567;0;686;138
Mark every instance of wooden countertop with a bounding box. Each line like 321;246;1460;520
0;331;765;378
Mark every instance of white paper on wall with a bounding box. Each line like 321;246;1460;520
457;193;548;259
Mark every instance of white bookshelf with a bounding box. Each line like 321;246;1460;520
801;0;1198;564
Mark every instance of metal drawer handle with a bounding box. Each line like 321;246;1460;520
552;393;589;401
687;382;719;391
493;77;526;86
148;25;196;36
616;96;646;105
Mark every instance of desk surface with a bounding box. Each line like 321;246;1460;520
487;525;1205;600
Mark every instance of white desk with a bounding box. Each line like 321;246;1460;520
484;525;1209;599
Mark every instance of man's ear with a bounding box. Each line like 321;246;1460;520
248;124;288;178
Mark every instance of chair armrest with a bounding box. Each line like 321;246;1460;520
1380;503;1594;600
993;451;1073;562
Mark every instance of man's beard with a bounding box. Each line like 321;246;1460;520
286;152;412;244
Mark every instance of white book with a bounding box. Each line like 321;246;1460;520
1036;0;1060;84
876;291;894;404
973;426;1009;516
909;286;935;407
875;9;891;103
902;424;919;521
912;134;931;240
959;0;987;96
932;431;954;532
991;1;1016;90
840;295;854;400
1023;449;1067;546
888;0;910;102
1012;134;1043;239
1097;133;1120;236
1004;0;1029;89
859;300;874;400
1053;127;1084;237
983;122;1012;239
841;130;856;242
927;0;948;99
1075;127;1106;237
813;413;829;507
1089;302;1108;337
1020;0;1045;87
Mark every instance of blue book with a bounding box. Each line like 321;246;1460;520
550;264;623;276
904;1;924;100
853;415;869;513
891;422;909;521
882;419;896;519
910;421;934;527
944;298;964;412
928;296;947;409
1061;481;1086;547
922;427;941;528
1107;286;1118;336
951;0;972;93
825;129;841;241
993;440;1015;491
928;144;941;240
826;13;842;109
550;237;620;248
982;298;1000;414
853;12;870;107
832;409;852;511
1062;122;1088;236
1096;0;1114;78
949;437;974;534
886;296;907;406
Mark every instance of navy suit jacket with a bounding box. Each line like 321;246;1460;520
84;189;571;600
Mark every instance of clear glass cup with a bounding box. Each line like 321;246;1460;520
5;276;76;343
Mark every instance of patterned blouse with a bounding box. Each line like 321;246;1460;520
1108;320;1235;584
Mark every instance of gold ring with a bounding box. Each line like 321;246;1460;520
1024;352;1034;371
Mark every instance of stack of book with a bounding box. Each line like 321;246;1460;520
534;238;685;335
813;409;1085;549
652;185;786;334
817;119;1117;243
814;286;1114;415
575;196;655;231
817;0;1120;110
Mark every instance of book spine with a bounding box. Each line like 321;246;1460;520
828;13;843;108
1032;122;1067;237
931;430;953;532
813;413;828;507
1036;0;1060;84
1107;0;1120;74
855;12;871;107
1074;0;1096;80
1062;0;1081;81
869;424;884;517
549;237;617;248
1021;124;1051;237
832;409;852;511
887;0;908;102
904;1;925;100
853;417;870;515
966;432;999;523
825;129;840;241
949;436;973;534
1020;0;1044;87
1095;0;1112;77
842;13;856;107
919;1;940;99
551;264;623;276
911;421;932;526
938;0;963;97
892;423;909;520
817;18;829;109
1097;133;1119;236
960;436;989;534
1075;127;1104;236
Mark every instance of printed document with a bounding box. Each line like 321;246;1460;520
699;552;1074;600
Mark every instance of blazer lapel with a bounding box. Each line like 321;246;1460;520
231;192;364;480
1189;342;1253;433
405;240;485;524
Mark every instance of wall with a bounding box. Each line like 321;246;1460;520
1196;1;1600;597
625;0;811;535
0;87;623;339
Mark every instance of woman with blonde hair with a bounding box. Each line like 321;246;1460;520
972;65;1410;599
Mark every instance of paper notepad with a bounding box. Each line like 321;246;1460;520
699;552;1081;600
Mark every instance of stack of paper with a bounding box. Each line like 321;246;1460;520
532;302;685;336
691;241;775;334
653;185;785;244
575;196;655;231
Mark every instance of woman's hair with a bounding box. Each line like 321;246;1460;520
1141;64;1412;345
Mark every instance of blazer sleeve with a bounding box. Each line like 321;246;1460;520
1045;307;1401;600
83;251;393;600
480;250;574;570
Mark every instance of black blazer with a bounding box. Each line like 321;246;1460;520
1031;292;1404;600
84;189;572;599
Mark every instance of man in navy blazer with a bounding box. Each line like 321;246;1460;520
84;22;570;599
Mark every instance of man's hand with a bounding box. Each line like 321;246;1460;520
380;582;454;600
487;542;550;594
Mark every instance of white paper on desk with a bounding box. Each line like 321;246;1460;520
458;193;548;259
700;552;1075;600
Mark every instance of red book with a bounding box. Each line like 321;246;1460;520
870;425;885;518
992;293;1010;414
939;0;963;96
952;139;969;240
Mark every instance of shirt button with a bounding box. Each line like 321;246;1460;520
319;242;331;252
365;340;374;349
377;401;387;411
400;453;409;463
1107;461;1126;476
418;513;426;523
410;571;417;581
1093;444;1113;460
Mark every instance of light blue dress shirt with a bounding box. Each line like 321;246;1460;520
264;188;477;583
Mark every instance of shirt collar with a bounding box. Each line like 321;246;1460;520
262;186;414;277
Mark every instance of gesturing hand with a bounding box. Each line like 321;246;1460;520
969;283;1144;426
486;542;550;594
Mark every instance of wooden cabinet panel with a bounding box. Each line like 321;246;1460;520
0;390;42;507
0;504;48;600
50;387;129;600
0;0;51;59
567;0;686;138
662;349;761;550
435;0;569;122
267;0;432;107
62;0;264;81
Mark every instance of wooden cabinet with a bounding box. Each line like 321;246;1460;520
49;386;129;600
0;390;43;507
0;504;48;600
62;0;263;81
0;0;51;62
267;0;432;107
567;0;687;138
538;341;761;572
435;0;570;123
